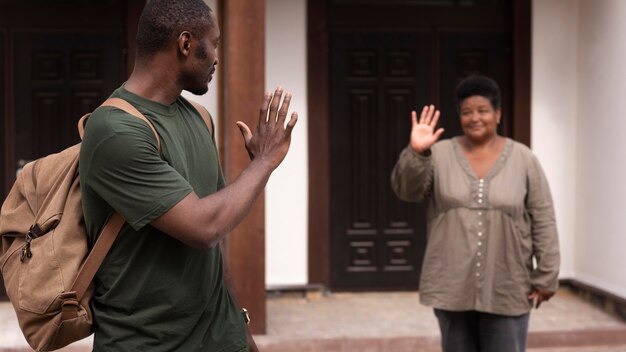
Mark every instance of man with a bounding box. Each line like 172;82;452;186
79;0;297;351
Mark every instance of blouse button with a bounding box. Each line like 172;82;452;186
478;232;483;237
478;241;483;246
477;252;482;256
478;199;483;204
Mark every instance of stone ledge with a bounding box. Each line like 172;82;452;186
528;327;626;348
561;279;626;322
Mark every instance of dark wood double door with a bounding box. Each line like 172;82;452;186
1;0;142;299
327;0;519;290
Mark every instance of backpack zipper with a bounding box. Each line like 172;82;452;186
20;224;42;262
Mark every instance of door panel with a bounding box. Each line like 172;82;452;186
0;30;5;299
329;29;512;291
330;31;431;289
1;30;5;199
13;30;123;167
311;0;522;291
439;31;512;138
0;1;138;300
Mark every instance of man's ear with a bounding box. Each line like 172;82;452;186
177;31;192;55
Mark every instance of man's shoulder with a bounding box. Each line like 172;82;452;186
177;95;208;122
86;86;147;133
80;104;159;167
86;105;153;137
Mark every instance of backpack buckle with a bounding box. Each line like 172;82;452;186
60;293;80;320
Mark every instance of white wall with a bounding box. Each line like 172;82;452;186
531;0;579;279
265;0;309;286
533;0;626;299
575;0;626;298
188;0;308;286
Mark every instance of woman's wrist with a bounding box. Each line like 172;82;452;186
409;145;431;157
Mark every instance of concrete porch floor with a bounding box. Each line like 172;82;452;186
1;287;626;351
256;287;626;351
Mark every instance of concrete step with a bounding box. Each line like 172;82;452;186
2;335;626;352
253;328;626;352
2;287;625;351
529;346;626;352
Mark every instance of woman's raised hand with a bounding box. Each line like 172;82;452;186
409;105;444;154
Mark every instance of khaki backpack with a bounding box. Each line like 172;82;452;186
0;97;212;351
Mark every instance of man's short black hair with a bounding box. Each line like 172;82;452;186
136;0;214;58
455;75;501;112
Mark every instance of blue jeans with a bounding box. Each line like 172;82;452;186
434;309;530;352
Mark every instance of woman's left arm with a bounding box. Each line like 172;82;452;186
526;155;560;297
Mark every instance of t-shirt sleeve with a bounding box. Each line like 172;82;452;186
82;111;193;231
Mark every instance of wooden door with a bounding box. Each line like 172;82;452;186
330;31;431;289
12;30;124;173
327;0;514;290
438;30;512;137
0;0;142;300
1;30;5;202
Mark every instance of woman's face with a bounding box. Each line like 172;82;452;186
459;95;501;143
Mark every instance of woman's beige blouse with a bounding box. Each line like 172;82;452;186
391;137;560;316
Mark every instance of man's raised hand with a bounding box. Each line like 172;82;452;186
409;105;444;155
236;87;298;169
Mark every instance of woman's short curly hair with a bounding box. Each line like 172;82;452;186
454;75;501;112
136;0;215;58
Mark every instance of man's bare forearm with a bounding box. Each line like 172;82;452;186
198;158;275;244
151;158;274;249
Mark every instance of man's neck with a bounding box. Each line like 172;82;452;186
124;59;182;105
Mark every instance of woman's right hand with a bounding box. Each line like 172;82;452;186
410;105;444;155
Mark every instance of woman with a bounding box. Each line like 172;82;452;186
391;75;560;352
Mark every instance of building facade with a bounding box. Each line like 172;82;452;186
2;0;626;334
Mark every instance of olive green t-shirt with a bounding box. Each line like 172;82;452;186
79;87;247;351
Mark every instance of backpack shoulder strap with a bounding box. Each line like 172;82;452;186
101;98;162;152
71;97;162;299
77;97;161;152
188;99;215;138
71;213;124;299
